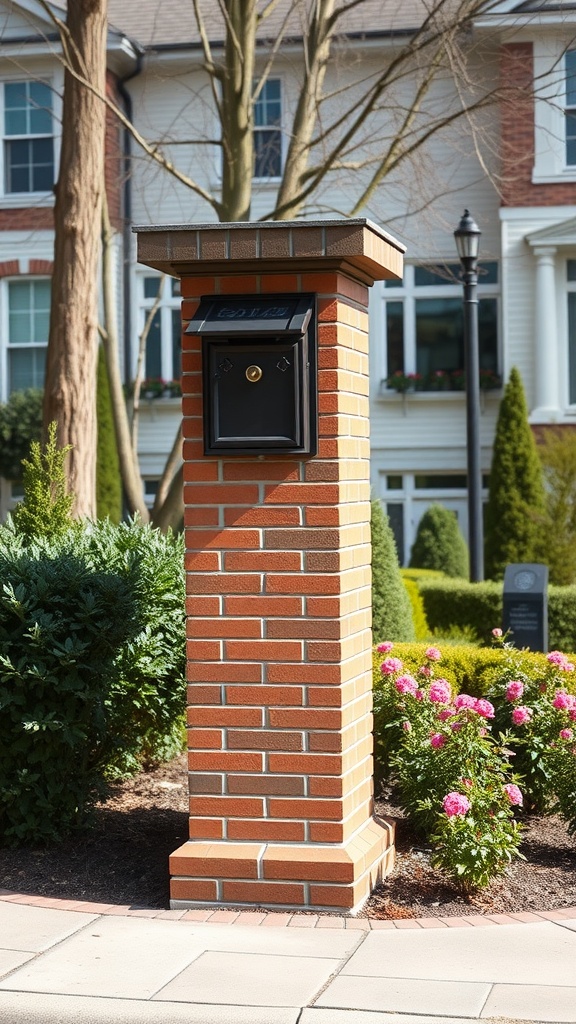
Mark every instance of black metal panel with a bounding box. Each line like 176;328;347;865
502;563;549;653
196;294;317;456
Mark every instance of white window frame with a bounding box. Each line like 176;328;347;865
252;77;283;181
1;275;51;400
136;273;182;386
381;264;500;389
0;76;59;204
533;35;576;183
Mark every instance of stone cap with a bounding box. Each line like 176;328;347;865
134;218;405;284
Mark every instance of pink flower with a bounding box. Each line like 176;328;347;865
475;698;495;719
503;783;523;806
402;720;412;732
450;721;463;732
548;651;569;667
564;662;575;673
395;674;418;695
437;708;455;721
552;690;576;711
381;657;403;675
377;641;394;654
442;792;471;817
512;706;533;726
506;680;524;701
415;689;424;700
430;732;446;749
492;628;503;638
570;709;576;722
429;679;451;703
560;728;574;741
425;646;442;662
460;777;473;788
419;665;432;677
454;693;477;710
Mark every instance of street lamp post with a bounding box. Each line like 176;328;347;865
454;209;484;583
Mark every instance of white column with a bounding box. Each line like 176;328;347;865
531;245;561;421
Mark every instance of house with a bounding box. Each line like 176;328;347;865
0;0;574;563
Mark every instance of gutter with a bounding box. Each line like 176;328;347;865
116;46;144;385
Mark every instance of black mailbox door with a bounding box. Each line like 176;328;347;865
205;339;303;451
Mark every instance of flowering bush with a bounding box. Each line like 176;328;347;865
374;643;524;889
487;633;576;826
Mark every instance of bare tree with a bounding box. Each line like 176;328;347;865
42;0;107;518
38;0;520;522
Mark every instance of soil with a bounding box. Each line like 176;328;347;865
1;751;575;918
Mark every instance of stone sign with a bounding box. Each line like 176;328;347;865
502;563;548;653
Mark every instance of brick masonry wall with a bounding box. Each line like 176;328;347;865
500;42;576;207
171;266;394;911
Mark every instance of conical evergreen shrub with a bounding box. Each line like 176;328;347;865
484;367;546;580
371;498;415;643
408;503;468;578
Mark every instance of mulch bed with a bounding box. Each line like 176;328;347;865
1;752;575;917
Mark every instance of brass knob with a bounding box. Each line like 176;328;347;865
246;365;263;383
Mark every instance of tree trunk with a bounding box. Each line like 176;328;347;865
220;0;258;221
43;0;108;518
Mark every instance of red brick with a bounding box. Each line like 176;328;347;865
228;820;306;842
260;274;298;292
227;730;304;750
306;597;341;617
224;551;302;572
309;884;355;909
188;707;264;727
222;881;305;905
269;753;342;775
184;507;220;527
227;774;305;795
185;552;220;571
309;776;344;797
264;528;339;550
268;708;342;729
186;597;221;616
187;574;262;594
190;796;264;817
188;618;262;639
187;662;262;683
223;462;300;481
266;574;341;595
226;640;302;662
185;684;222;703
264;483;340;505
186;640;221;661
218;274;259;293
309;822;344;843
226;685;303;706
267;619;340;639
182;462;218;482
170;879;218;902
224;596;303;617
187;728;223;749
187;529;261;550
267;663;340;684
224;506;302;527
184;484;259;505
305;507;340;526
189;752;263;771
268;798;344;820
188;817;223;839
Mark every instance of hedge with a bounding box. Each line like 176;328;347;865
416;578;576;652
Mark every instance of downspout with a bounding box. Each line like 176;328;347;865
116;47;144;385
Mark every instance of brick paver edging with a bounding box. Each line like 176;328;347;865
1;889;575;929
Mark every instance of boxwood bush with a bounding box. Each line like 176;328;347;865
0;518;186;843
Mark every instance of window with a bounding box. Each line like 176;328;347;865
567;260;576;403
139;275;181;386
3;81;54;194
254;79;282;178
7;278;50;392
567;51;576;166
384;263;500;390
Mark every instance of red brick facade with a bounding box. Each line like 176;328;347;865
500;42;576;207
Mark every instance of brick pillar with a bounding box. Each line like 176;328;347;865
135;219;404;913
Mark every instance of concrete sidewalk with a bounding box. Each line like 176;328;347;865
1;899;576;1023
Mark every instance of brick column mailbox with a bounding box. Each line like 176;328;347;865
135;218;404;913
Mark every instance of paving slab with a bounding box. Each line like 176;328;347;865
483;983;576;1022
154;949;341;1006
314;975;491;1016
176;921;363;958
0;915;208;1000
0;951;34;978
0;902;97;953
0;991;299;1023
340;921;576;985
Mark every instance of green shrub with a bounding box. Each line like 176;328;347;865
409;503;469;578
0;389;43;482
538;427;576;585
414;577;576;652
402;577;429;640
484;367;546;580
371;499;414;643
96;345;122;523
0;541;140;842
0;516;186;841
12;422;75;541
